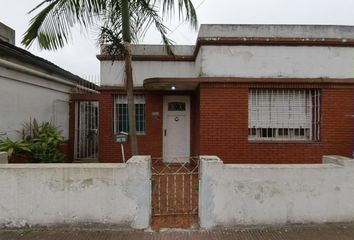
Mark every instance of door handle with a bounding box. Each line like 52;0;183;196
164;129;167;136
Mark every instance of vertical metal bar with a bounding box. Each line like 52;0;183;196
317;90;320;140
94;102;97;158
288;89;290;140
182;174;185;212
92;102;95;158
94;103;96;158
158;175;161;214
174;175;177;212
77;112;80;159
86;102;89;158
114;96;116;134
74;102;79;159
83;102;86;158
166;175;169;213
97;102;99;158
89;102;91;158
189;174;192;211
79;102;82;159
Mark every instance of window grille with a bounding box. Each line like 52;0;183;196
113;95;145;134
248;89;320;141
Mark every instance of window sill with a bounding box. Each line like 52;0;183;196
248;140;321;144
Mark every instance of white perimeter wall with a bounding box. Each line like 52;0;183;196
0;156;151;229
199;155;354;228
0;66;71;140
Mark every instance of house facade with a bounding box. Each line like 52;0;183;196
0;23;97;158
71;24;354;164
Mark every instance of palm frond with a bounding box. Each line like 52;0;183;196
23;0;197;55
158;0;198;29
22;0;106;50
132;0;175;54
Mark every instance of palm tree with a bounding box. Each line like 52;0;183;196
22;0;197;155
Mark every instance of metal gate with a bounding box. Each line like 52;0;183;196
75;101;99;161
151;157;199;229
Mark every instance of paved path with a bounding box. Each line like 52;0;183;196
1;223;354;240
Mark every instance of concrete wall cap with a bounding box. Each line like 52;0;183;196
127;155;151;164
200;155;223;163
198;24;354;39
0;163;128;169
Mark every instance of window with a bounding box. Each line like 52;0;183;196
168;102;186;111
113;95;145;134
248;89;320;141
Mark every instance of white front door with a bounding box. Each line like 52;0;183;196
163;96;190;163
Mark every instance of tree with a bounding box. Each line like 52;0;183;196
22;0;197;155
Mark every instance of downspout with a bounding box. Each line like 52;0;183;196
0;58;99;94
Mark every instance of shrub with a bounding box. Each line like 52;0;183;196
21;119;65;163
0;138;31;157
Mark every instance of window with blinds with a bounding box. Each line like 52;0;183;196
113;95;145;135
248;89;320;141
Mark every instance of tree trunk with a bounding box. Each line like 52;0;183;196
124;43;138;155
122;0;138;155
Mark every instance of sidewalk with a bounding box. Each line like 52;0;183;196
1;223;354;240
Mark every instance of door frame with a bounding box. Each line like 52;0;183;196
162;95;191;162
74;101;99;161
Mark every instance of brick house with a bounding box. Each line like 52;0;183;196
70;24;354;164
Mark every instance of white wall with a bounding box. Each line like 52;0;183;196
199;45;354;78
0;152;7;164
100;44;354;87
199;155;354;228
0;66;71;140
101;60;198;86
0;155;151;229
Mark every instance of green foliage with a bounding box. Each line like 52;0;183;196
20;117;40;140
22;0;198;53
29;143;65;163
21;119;65;163
0;138;31;157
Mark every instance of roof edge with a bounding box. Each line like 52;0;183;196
98;37;354;62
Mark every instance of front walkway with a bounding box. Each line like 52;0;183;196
1;223;354;240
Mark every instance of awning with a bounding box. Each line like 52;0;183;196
143;78;200;91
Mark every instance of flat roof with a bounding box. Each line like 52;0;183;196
198;24;354;39
98;24;354;61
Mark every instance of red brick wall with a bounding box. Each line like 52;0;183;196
97;90;164;162
69;83;353;164
70;90;196;162
191;90;200;156
199;83;354;164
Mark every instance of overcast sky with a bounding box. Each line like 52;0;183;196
1;0;354;79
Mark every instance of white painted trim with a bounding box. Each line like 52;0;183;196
0;59;98;93
162;96;191;162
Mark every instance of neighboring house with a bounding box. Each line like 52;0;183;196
71;24;354;164
0;23;97;150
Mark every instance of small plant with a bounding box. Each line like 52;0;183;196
0;138;31;157
20;119;65;163
20;118;40;141
30;142;65;163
